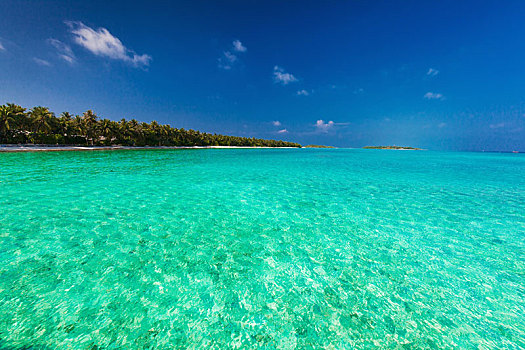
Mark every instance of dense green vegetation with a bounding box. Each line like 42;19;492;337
0;103;301;148
363;146;421;150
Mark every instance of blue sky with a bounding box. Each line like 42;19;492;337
1;0;524;150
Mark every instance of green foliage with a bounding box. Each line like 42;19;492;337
0;103;302;148
29;106;55;134
0;103;26;142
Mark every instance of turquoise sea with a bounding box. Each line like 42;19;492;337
0;149;524;349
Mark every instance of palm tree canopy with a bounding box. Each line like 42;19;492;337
0;103;26;134
29;106;54;133
0;103;302;148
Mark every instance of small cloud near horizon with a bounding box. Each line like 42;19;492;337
0;41;5;51
33;57;51;66
273;66;297;85
66;21;151;68
427;68;439;76
272;120;281;126
424;92;444;100
490;122;505;129
315;119;334;133
48;39;75;64
297;89;310;96
232;40;247;53
277;129;288;134
312;119;350;134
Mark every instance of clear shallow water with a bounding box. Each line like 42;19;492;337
0;149;524;349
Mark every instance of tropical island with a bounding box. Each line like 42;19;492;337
0;103;301;148
304;145;335;148
363;146;421;150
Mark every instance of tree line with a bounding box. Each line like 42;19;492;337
0;103;301;148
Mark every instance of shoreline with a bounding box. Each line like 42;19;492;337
0;145;300;153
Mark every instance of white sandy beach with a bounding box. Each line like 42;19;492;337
0;145;299;152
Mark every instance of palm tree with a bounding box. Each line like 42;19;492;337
149;120;163;146
59;112;73;136
118;118;130;144
0;106;13;141
159;124;171;145
128;119;141;145
30;106;54;134
98;119;115;144
0;103;26;142
82;110;98;145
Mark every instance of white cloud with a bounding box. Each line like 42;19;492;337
218;40;246;70
296;89;310;96
224;51;237;63
273;66;298;85
427;68;439;76
438;122;447;128
424;92;444;100
33;58;51;66
0;41;5;51
218;52;235;70
218;51;238;69
66;21;151;68
232;40;247;52
272;120;281;126
490;122;505;129
315;119;334;133
48;39;75;64
277;129;288;134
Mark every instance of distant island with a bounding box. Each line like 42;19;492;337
363;146;421;150
304;145;335;148
0;103;301;148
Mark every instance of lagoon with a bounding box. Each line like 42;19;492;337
0;149;524;348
